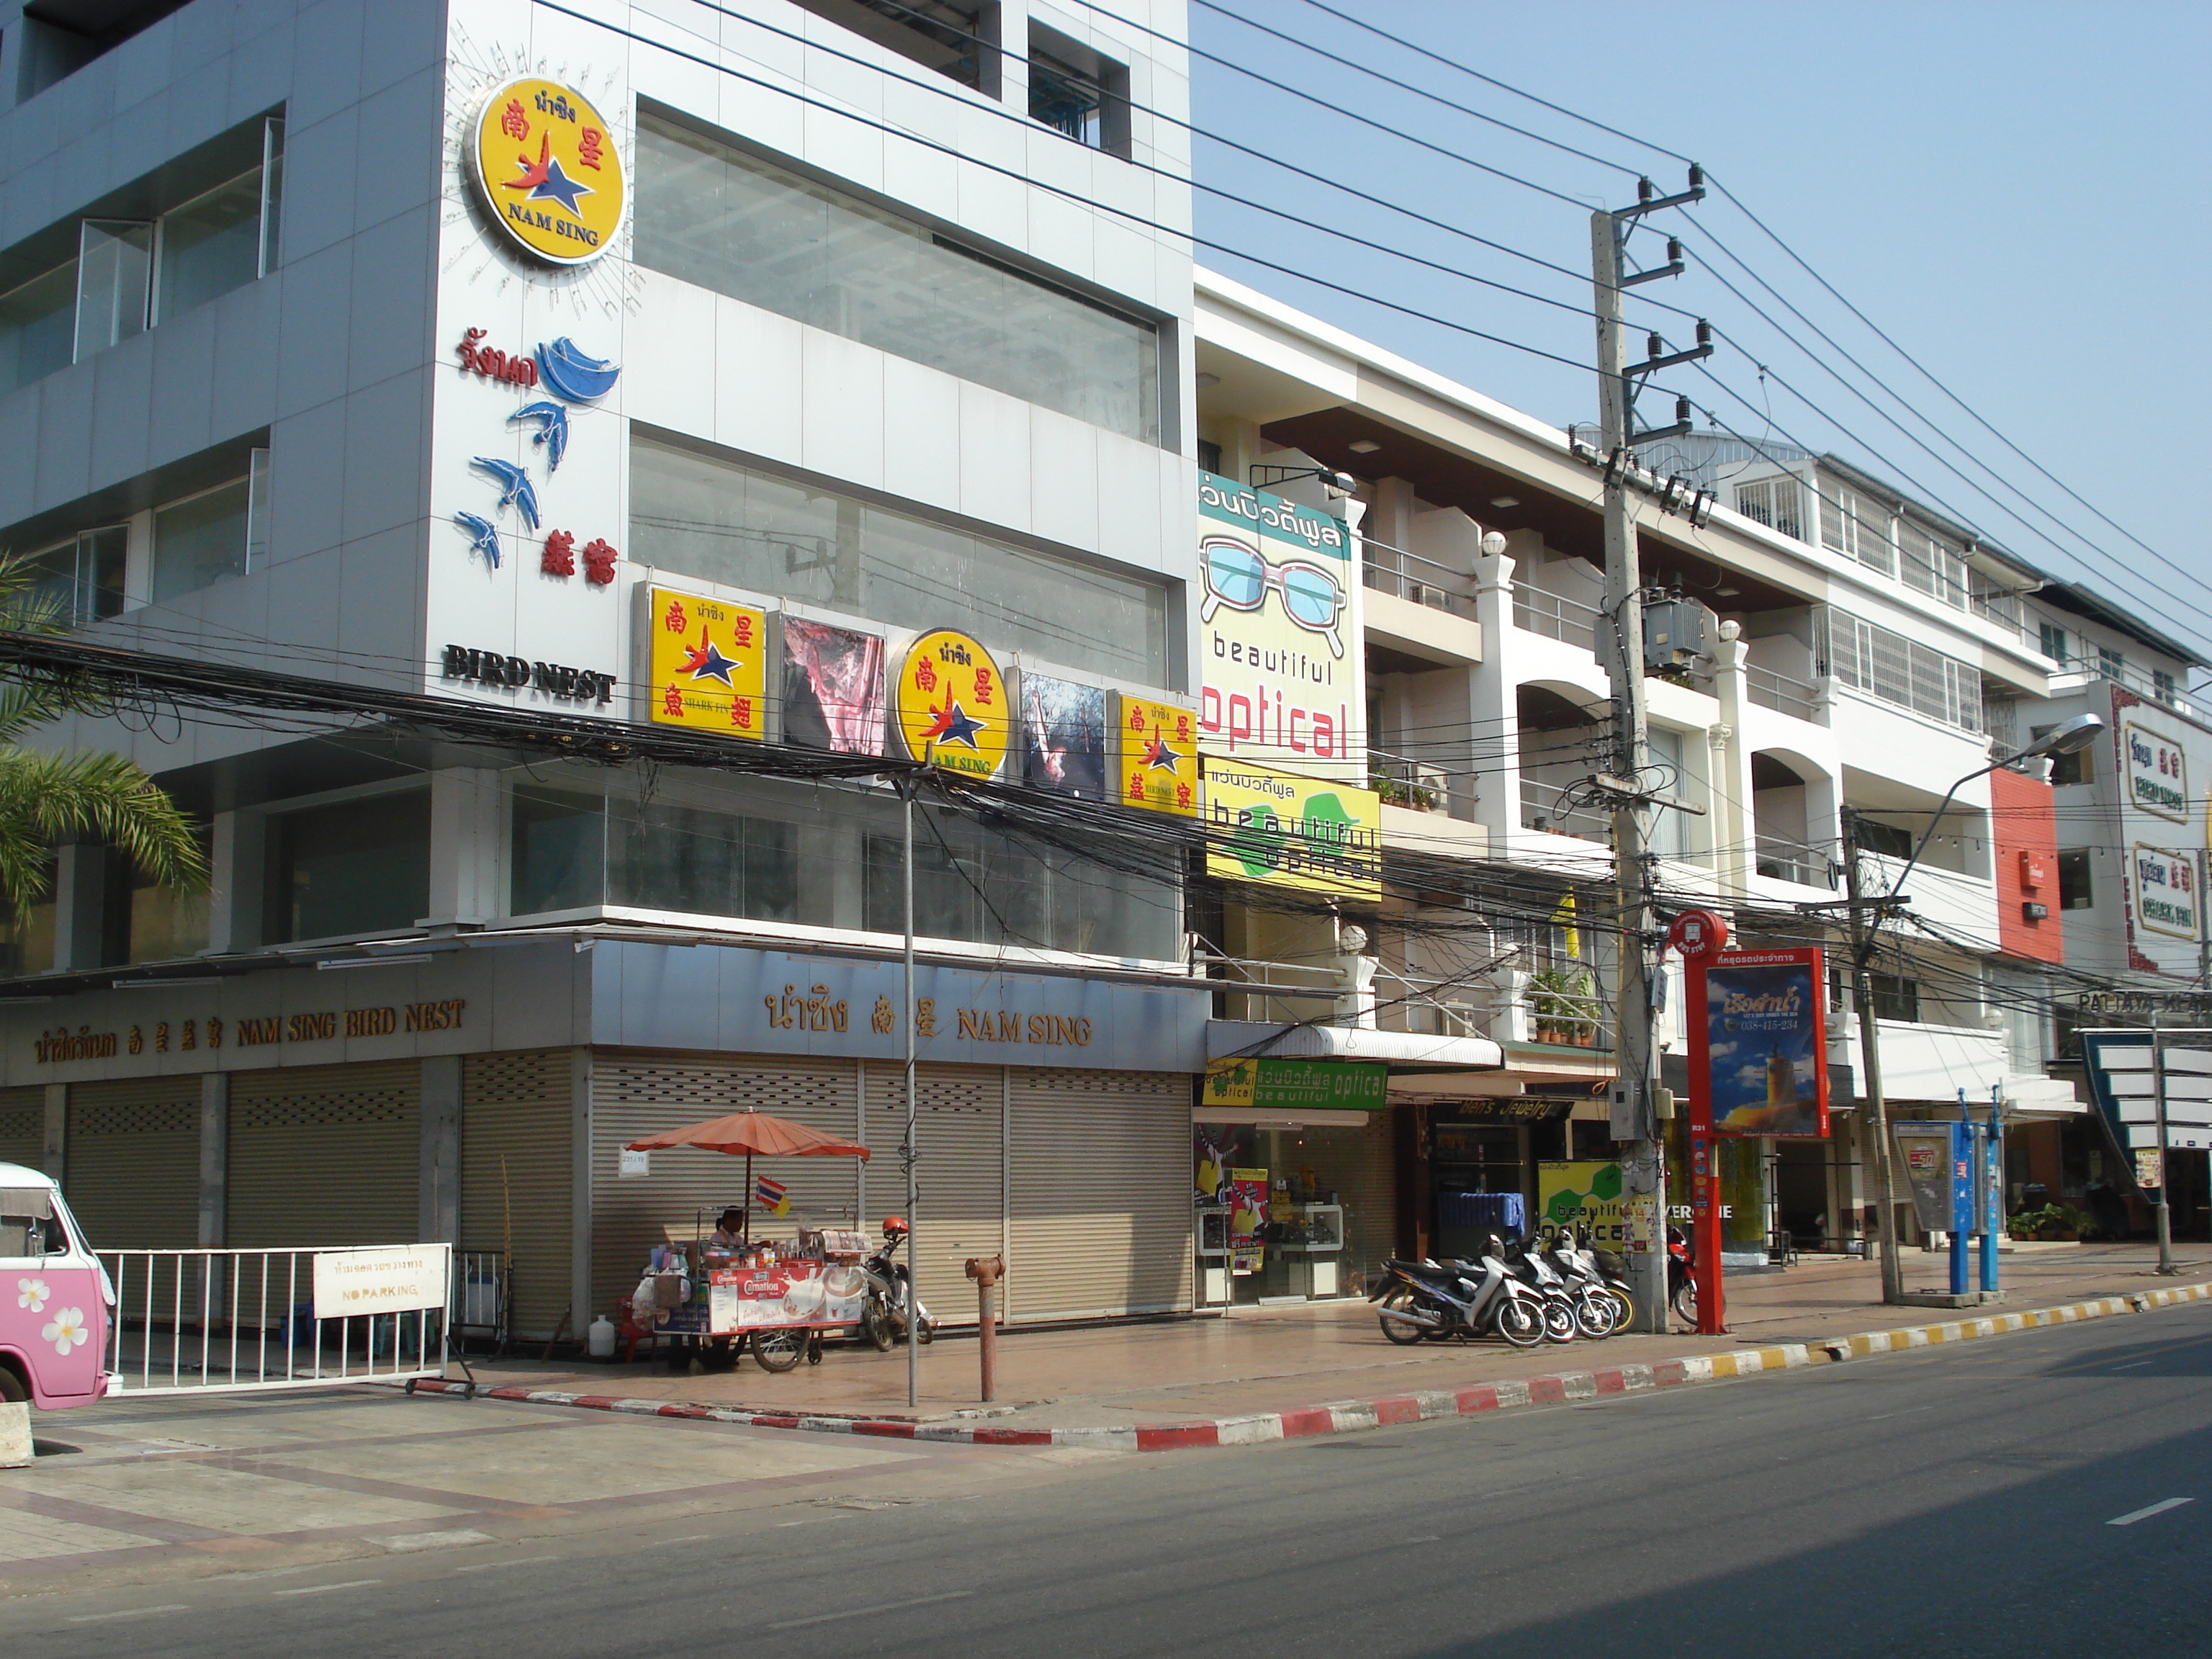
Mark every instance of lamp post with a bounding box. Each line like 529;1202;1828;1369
1843;711;2103;1305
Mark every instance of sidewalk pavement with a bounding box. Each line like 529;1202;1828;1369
414;1244;2211;1449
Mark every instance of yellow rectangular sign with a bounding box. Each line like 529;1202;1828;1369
1114;693;1200;816
646;586;768;739
1202;757;1381;900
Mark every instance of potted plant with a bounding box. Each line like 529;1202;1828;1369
1528;967;1598;1046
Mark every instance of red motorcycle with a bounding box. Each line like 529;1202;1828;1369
1668;1226;1697;1326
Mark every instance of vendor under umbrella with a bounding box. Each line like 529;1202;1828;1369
704;1206;748;1264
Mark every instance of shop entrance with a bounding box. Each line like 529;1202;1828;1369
1195;1117;1391;1305
1429;1120;1526;1262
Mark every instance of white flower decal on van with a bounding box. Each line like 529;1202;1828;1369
42;1307;86;1356
14;1277;47;1312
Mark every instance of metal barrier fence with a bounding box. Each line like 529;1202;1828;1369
449;1249;510;1357
100;1244;458;1396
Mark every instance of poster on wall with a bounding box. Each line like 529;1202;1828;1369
1196;471;1360;771
645;587;768;739
1228;1168;1268;1273
1695;948;1830;1138
1203;757;1382;901
1022;675;1107;799
781;619;885;755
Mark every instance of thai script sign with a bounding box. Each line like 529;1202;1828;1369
2126;722;2188;822
2131;844;2200;940
313;1246;449;1320
1693;948;1830;1139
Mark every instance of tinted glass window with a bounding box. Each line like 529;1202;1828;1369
634;114;1158;442
153;478;250;603
159;168;264;320
272;791;431;943
0;261;78;395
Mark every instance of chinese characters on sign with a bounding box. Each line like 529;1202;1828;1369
1115;693;1198;816
646;587;767;739
469;78;627;267
892;629;1009;779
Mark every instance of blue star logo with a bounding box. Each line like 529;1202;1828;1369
682;636;741;687
530;156;595;216
923;700;989;750
1141;730;1183;773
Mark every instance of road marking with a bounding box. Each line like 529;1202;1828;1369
68;1606;190;1624
767;1591;974;1629
369;1529;495;1552
2108;1498;2193;1527
2110;1360;2152;1371
271;1580;384;1597
452;1555;561;1573
1866;1407;1935;1421
1404;1534;1442;1543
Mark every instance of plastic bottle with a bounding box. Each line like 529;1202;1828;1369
588;1315;616;1359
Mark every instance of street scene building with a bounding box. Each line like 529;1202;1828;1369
0;0;2203;1355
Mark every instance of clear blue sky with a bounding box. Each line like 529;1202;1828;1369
1188;1;2208;645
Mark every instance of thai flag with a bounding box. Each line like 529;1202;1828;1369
756;1175;790;1217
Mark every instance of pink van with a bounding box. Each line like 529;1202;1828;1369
1;1163;112;1411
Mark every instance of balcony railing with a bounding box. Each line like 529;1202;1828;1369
1512;585;1600;650
1753;834;1836;889
1745;662;1820;721
1370;748;1468;817
1192;946;1498;1039
1362;539;1475;617
1520;775;1611;843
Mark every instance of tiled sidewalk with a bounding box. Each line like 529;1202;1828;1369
436;1244;2204;1431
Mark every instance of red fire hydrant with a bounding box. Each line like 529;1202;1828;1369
965;1255;1005;1402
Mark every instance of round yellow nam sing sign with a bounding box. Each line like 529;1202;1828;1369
894;630;1010;780
470;78;626;266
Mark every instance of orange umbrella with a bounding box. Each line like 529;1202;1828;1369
625;1107;870;1232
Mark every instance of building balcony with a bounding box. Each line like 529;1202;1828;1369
1859;850;2001;952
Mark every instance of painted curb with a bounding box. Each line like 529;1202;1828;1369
407;1280;2212;1452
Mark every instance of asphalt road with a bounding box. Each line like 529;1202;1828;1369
7;1302;2210;1658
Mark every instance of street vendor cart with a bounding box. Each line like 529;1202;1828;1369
622;1109;873;1372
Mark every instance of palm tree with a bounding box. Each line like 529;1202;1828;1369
0;552;204;922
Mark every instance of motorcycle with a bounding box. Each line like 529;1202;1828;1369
1668;1226;1698;1327
1532;1227;1624;1339
1494;1233;1587;1343
1371;1251;1547;1349
858;1217;935;1349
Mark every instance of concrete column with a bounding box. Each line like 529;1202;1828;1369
50;843;107;971
1710;621;1757;902
419;1055;462;1244
1470;549;1520;849
205;809;265;955
198;1073;228;1246
424;768;503;929
41;1083;65;1184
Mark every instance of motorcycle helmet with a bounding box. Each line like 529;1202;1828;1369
881;1215;909;1237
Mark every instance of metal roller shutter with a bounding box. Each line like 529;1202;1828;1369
228;1061;421;1249
462;1049;576;1343
1010;1069;1191;1321
63;1078;202;1251
0;1086;42;1172
590;1053;862;1321
868;1062;1002;1330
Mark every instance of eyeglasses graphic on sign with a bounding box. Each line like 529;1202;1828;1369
1200;536;1346;659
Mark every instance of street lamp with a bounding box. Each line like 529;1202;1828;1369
1846;711;2103;1304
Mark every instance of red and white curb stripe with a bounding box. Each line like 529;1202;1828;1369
408;1280;2211;1452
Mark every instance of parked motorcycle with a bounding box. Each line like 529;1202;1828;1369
1371;1251;1547;1349
859;1217;935;1349
1668;1226;1698;1327
1532;1228;1624;1339
1494;1233;1588;1342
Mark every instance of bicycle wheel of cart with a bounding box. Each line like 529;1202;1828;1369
752;1326;807;1372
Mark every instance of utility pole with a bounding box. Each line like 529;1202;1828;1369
1841;824;1907;1303
2150;1009;2175;1276
1591;171;1706;1334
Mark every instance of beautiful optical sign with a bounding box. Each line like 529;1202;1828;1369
1196;472;1354;764
469;78;626;266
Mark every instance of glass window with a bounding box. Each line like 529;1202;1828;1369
634;114;1159;442
2098;645;2125;681
1031;47;1105;145
260;117;287;277
2037;621;2069;664
630;436;1169;683
157;168;265;321
126;854;210;963
512;788;606;915
0;855;59;976
2153;669;2177;705
270;791;431;943
1868;972;1919;1022
23;526;127;627
2056;848;2092;910
611;797;803;925
0;260;80;395
787;0;992;90
153;476;252;603
74;220;153;363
